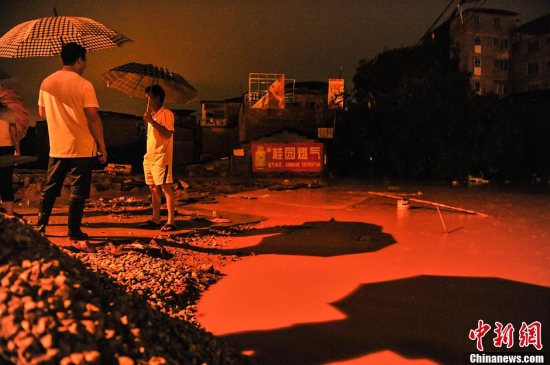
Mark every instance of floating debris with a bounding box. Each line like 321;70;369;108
468;175;489;186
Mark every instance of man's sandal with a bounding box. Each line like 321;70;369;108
71;240;97;253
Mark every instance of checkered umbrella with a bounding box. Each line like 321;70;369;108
0;85;29;141
0;16;131;58
101;63;198;104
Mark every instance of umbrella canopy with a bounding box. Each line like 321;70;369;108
0;16;131;58
0;85;29;141
101;63;198;104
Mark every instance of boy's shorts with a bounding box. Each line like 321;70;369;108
143;160;173;186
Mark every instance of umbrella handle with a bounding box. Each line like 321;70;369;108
146;96;150;113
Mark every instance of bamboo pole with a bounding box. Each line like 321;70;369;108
367;191;488;217
436;205;448;233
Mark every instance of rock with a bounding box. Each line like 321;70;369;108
30;348;60;365
13;333;37;357
105;329;116;339
0;314;19;339
81;320;96;335
39;334;53;349
148;356;167;365
59;356;72;365
200;264;214;273
83;350;101;364
0;287;9;302
69;352;85;364
118;356;135;365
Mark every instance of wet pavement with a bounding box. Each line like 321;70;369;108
12;179;550;364
194;182;550;364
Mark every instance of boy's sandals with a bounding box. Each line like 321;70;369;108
71;240;97;253
210;217;231;223
139;220;176;231
160;223;176;232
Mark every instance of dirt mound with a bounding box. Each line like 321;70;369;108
0;214;250;365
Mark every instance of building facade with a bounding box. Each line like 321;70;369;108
510;14;550;93
449;8;519;96
446;9;550;96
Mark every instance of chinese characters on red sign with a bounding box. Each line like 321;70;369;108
469;320;543;351
252;142;324;172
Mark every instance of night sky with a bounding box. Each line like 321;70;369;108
1;0;549;121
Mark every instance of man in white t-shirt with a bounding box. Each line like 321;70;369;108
140;85;176;231
37;42;107;242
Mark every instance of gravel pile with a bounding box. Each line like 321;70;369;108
74;231;239;326
0;214;251;365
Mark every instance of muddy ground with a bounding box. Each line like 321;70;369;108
1;169;321;364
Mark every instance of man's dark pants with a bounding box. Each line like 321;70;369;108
37;157;94;237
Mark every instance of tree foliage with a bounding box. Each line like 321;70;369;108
337;45;549;181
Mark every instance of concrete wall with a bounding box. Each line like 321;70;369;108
28;111;200;171
239;94;332;142
201;126;239;159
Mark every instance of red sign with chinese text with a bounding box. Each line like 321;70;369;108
328;78;344;109
252;142;324;172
